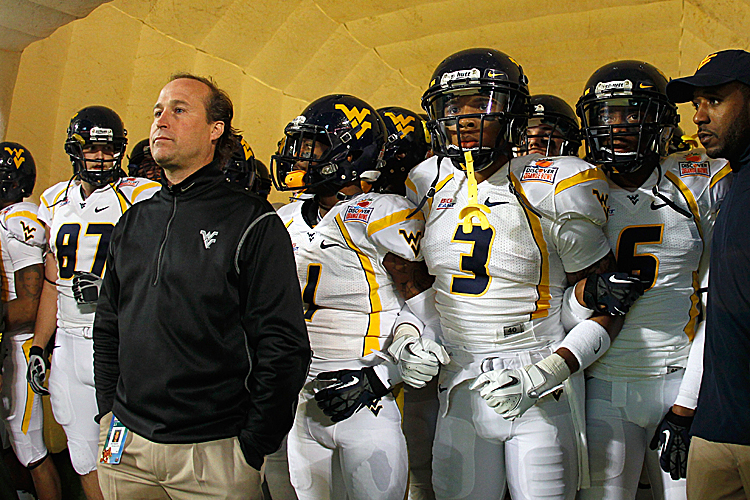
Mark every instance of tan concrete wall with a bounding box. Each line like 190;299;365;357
4;0;750;204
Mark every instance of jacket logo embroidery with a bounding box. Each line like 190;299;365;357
200;230;218;249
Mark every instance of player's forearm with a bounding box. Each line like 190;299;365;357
31;280;57;349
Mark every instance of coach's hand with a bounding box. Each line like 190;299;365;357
650;406;694;480
583;272;644;316
27;346;50;396
313;367;391;423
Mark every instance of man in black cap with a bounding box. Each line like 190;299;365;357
666;49;750;499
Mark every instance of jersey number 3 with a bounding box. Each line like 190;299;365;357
56;223;115;279
451;224;495;296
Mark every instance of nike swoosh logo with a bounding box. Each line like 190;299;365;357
336;375;360;391
661;429;671;455
320;241;340;250
484;197;508;207
94;206;109;213
650;201;667;210
499;375;520;389
608;275;635;285
594;337;602;354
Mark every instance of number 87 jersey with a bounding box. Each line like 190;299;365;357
38;177;161;329
406;154;611;352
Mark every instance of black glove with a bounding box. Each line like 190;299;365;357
26;346;50;396
650;408;693;480
313;367;391;423
72;271;102;305
583;272;644;315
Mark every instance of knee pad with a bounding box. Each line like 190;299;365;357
68;438;97;475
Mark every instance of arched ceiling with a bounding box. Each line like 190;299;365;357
3;0;750;203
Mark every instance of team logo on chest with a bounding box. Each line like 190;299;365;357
200;230;218;249
344;199;374;223
626;194;639;205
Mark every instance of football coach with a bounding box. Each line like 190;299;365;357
93;74;310;499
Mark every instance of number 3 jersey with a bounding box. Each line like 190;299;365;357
0;202;46;337
277;193;424;371
588;150;731;381
406;154;611;352
38;178;161;329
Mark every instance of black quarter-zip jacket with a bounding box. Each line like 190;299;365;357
93;162;310;469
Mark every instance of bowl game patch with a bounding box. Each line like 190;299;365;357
521;165;558;184
679;161;709;177
344;199;374;223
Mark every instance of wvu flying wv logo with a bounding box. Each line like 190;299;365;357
20;220;36;241
399;229;423;258
4;147;25;169
384;112;415;137
335;104;372;139
592;188;609;217
240;137;254;161
697;53;717;70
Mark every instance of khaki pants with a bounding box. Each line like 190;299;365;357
687;436;750;500
97;413;262;500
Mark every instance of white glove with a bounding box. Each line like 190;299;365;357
469;353;570;420
388;324;450;388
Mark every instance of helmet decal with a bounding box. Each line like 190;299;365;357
335;104;372;139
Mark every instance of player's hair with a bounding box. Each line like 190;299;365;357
169;73;239;166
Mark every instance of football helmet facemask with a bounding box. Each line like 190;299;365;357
421;48;529;172
271;94;386;194
65;106;127;187
576;61;678;174
0;142;36;202
372;106;430;194
525;95;581;157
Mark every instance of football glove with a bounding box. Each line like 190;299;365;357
649;408;693;480
583;272;644;316
388;326;450;388
26;346;49;396
72;271;103;305
313;367;391;423
469;353;570;420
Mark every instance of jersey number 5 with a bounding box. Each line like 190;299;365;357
56;223;115;280
451;224;495;296
616;224;663;290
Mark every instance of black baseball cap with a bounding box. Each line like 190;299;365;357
666;49;750;103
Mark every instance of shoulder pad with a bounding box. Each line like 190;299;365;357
511;156;609;225
1;202;46;247
116;177;161;203
406;156;454;205
276;200;302;224
39;181;72;210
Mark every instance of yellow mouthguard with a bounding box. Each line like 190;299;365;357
458;151;491;232
284;170;306;189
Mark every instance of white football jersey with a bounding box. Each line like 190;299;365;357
38;178;161;329
588;150;731;380
277;192;425;367
0;202;46;337
406;154;611;351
